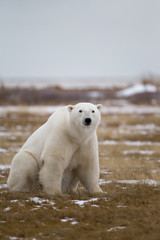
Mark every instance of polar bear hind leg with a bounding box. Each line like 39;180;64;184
7;151;39;192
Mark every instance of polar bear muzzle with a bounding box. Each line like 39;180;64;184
83;117;92;126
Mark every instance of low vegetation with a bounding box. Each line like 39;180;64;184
1;103;160;239
1;78;160;105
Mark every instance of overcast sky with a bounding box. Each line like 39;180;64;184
0;0;160;78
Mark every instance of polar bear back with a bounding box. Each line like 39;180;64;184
20;107;67;159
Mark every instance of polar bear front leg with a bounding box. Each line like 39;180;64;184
39;157;64;195
78;167;102;193
76;138;103;194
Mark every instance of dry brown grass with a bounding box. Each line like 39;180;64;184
1;106;160;240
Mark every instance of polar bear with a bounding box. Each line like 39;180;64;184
7;102;103;195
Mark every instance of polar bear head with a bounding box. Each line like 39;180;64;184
68;103;102;133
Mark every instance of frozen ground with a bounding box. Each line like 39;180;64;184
1;102;160;116
1;100;160;239
117;83;158;97
2;77;141;89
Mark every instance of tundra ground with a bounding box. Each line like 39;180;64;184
0;103;160;240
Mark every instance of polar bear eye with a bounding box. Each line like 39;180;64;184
79;110;82;113
92;110;95;113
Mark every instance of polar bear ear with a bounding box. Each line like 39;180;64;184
68;105;74;112
96;104;102;112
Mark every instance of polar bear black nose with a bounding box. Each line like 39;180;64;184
84;118;92;125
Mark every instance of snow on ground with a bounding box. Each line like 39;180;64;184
4;207;12;212
0;164;10;170
0;132;24;137
1;103;160;116
61;218;78;225
99;179;160;186
117;204;127;208
0;147;20;154
1;178;159;193
102;105;160;115
107;226;127;232
72;198;99;207
127;124;160;131
100;140;160;146
88;91;103;99
117;83;157;97
0;148;8;153
29;197;56;208
0;132;11;137
3;77;140;89
9;237;23;240
0;184;7;189
118;179;160;186
100;169;112;175
101;140;118;145
119;124;160;135
123;150;154;155
124;141;160;146
0;105;63;116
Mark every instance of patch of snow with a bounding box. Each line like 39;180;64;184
0;131;27;138
102;105;160;115
0;126;6;131
101;169;112;175
99;179;160;186
10;200;19;203
1;104;160;116
142;179;160;186
4;207;11;212
61;218;70;223
0;164;10;170
0;132;11;137
9;237;23;240
124;141;160;146
30;197;55;206
123;150;154;155
0;147;20;154
127;124;160;131
119;128;147;135
100;140;118;145
0;184;7;189
61;217;78;225
99;179;112;185
107;226;126;232
117;204;127;208
100;140;160;146
118;179;160;186
0;105;63;115
72;198;99;207
152;169;160;173
0;148;8;153
71;221;78;225
88;91;103;99
119;124;160;136
117;83;157;97
30;197;47;204
29;197;56;210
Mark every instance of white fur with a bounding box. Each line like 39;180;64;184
7;102;103;195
